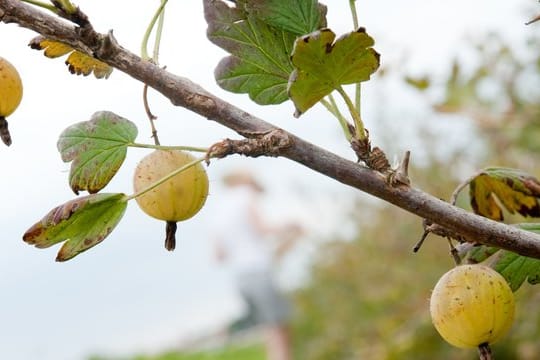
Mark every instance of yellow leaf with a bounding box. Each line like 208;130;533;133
29;36;113;79
37;39;72;58
469;168;540;221
66;51;112;79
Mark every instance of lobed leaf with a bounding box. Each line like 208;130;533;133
58;111;138;194
29;36;113;79
65;51;113;79
241;0;327;35
493;250;540;291
469;167;540;221
204;0;326;105
23;193;127;261
287;28;380;117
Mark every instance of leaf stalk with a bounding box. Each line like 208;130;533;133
141;0;168;61
320;96;353;141
20;0;57;12
128;142;208;153
336;86;365;140
126;157;206;201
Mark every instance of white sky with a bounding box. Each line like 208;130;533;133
0;1;534;359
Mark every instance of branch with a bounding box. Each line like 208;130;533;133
2;0;540;258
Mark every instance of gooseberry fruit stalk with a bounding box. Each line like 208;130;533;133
0;57;23;146
430;264;515;359
132;150;209;251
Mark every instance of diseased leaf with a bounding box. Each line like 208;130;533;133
32;38;72;58
23;193;127;261
469;167;540;221
58;111;137;194
241;0;326;35
204;0;326;105
65;51;113;79
29;36;113;79
287;28;380;117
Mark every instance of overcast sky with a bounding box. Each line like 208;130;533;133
0;1;534;359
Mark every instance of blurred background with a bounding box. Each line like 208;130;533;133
0;1;539;359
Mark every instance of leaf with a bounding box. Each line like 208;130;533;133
287;28;380;117
464;245;499;264
241;0;327;35
463;223;540;291
22;193;127;261
469;167;540;221
204;0;326;105
65;51;113;79
29;36;113;79
57;111;138;194
404;75;431;91
493;250;540;291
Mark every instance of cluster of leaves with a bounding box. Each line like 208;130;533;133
203;0;379;116
23;112;137;261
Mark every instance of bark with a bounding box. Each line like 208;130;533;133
2;0;540;258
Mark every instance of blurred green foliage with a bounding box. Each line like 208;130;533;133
88;344;265;360
290;32;540;359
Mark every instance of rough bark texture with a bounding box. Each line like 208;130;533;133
3;0;540;258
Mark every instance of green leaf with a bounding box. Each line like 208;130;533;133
22;193;127;261
404;75;431;91
287;28;380;117
494;250;540;291
57;111;137;194
469;167;540;221
241;0;327;35
463;223;540;291
464;245;499;264
204;0;327;104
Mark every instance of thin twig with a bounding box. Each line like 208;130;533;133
143;84;160;146
526;14;540;25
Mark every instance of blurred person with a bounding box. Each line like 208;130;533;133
212;170;303;360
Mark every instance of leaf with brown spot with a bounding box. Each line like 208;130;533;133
29;36;113;79
23;193;127;261
287;28;380;117
57;111;137;194
469;167;540;221
203;0;326;105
